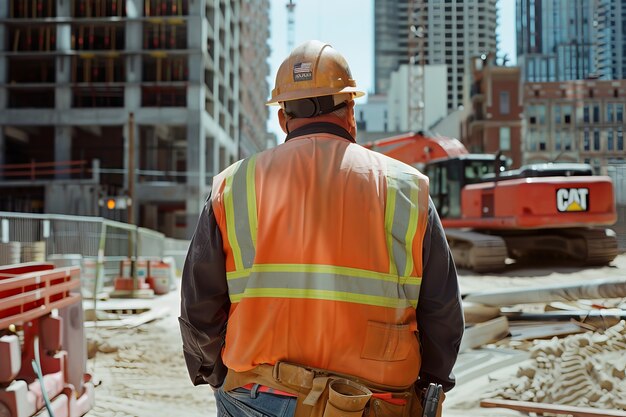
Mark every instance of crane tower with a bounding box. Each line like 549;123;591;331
407;0;426;132
286;1;296;52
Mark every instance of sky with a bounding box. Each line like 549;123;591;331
266;0;517;140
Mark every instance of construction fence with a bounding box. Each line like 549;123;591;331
0;211;189;292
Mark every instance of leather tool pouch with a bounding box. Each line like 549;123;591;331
323;379;372;417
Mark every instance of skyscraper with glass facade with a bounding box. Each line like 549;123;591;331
517;0;625;81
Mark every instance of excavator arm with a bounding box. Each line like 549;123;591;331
363;132;468;166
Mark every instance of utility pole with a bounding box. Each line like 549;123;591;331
127;112;137;282
286;0;295;52
408;0;426;132
127;112;135;225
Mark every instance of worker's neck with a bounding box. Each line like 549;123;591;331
286;114;353;138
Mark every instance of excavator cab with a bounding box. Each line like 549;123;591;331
424;155;497;218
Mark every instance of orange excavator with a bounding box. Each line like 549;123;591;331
364;132;619;272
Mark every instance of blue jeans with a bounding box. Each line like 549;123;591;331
215;386;297;417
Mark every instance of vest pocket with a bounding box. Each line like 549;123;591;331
360;321;413;362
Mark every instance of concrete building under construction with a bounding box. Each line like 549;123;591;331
0;0;272;239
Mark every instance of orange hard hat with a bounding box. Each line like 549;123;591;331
267;40;366;106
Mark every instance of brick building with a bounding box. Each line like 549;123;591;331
523;80;626;172
461;54;523;168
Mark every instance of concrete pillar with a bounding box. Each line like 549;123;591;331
211;134;219;178
56;0;72;110
125;0;142;110
186;113;206;238
188;55;204;111
55;127;72;179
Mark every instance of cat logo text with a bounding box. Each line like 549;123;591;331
556;188;589;212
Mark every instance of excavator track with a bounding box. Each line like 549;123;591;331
550;227;618;266
444;229;508;273
444;227;618;272
498;227;619;267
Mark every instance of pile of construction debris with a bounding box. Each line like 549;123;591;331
488;321;626;410
457;276;626;416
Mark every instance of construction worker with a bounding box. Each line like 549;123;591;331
180;40;464;417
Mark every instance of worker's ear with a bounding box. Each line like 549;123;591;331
278;108;289;134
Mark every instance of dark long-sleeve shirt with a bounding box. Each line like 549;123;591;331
180;196;464;392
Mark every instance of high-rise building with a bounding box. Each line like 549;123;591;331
374;0;498;111
597;0;626;80
0;0;271;238
239;0;271;156
517;0;626;81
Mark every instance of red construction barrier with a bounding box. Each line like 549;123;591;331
0;263;95;417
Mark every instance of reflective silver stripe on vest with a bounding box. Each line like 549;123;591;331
227;266;419;308
223;156;257;271
388;174;421;278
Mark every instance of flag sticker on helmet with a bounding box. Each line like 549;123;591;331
293;62;313;81
556;188;589;212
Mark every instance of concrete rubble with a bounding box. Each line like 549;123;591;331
486;321;626;411
444;254;626;416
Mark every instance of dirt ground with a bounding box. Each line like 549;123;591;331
84;254;626;417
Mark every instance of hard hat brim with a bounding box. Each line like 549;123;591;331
266;87;366;106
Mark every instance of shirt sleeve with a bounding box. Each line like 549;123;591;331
415;197;464;392
179;197;231;388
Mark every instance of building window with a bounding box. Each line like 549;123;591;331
593;104;600;123
583;105;590;123
553;105;561;124
499;91;510;115
527;105;546;125
583;130;590;151
555;131;561;151
617;104;624;122
499;127;511;151
536;105;546;124
562;105;573;124
528;130;537;151
607;103;614;123
563;131;573;151
539;132;546;151
593;129;601;151
608;130;614;151
618;128;624;151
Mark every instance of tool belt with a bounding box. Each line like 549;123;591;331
223;362;433;417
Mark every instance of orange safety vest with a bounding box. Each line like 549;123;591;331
211;132;430;389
